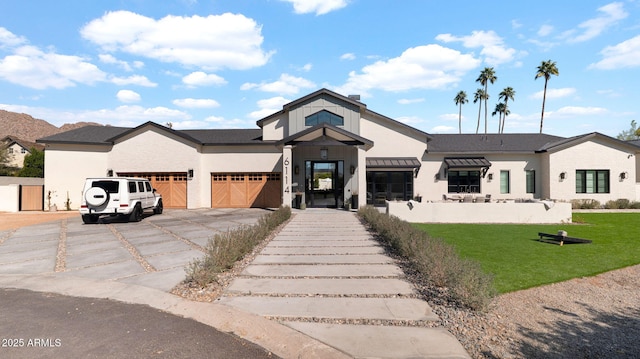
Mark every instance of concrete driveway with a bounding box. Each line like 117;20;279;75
0;208;270;292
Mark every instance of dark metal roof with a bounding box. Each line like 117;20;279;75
366;157;421;168
444;157;491;168
2;135;45;151
276;122;373;149
426;133;565;153
36;125;130;145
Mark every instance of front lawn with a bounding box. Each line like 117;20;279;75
413;213;640;293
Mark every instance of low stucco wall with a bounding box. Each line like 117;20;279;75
386;201;572;224
0;184;20;212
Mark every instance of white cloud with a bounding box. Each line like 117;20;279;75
182;71;227;87
398;98;424;105
430;125;457;133
116;89;141;103
172;98;220;108
0;27;26;47
0;45;107;89
281;0;348;15
553;106;607;116
340;53;356;60
511;20;522;29
530;87;576;100
111;74;157;87
537;25;554;37
248;96;290;120
436;30;516;66
439;113;460;121
81;11;274;71
241;73;315;95
563;2;628;43
300;63;313;72
589;35;640;70
99;54;136;71
335;44;479;96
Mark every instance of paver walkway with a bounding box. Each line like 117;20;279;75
218;209;470;359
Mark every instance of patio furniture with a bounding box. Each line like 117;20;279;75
463;195;474;203
484;194;492;203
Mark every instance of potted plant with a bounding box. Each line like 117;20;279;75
351;191;359;210
294;191;303;209
414;193;422;202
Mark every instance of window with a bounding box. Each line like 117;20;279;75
366;171;413;205
447;170;480;193
21;148;27;154
8;148;13;154
92;180;119;193
526;170;535;194
137;181;145;192
128;182;137;193
305;110;344;126
576;170;609;193
500;171;510;194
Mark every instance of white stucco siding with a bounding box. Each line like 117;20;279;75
110;129;199;173
43;144;109;210
6;143;28;167
360;116;425;158
547;139;637;202
261;117;286;141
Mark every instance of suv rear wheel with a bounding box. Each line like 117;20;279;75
128;204;143;222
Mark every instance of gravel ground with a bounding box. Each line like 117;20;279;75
172;214;640;358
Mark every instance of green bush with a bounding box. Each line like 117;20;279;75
631;201;640;209
186;206;291;286
358;206;495;311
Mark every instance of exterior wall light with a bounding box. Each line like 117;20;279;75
350;165;355;175
560;172;566;180
295;165;299;175
488;173;493;181
107;169;113;177
620;172;627;180
188;169;194;178
320;148;328;160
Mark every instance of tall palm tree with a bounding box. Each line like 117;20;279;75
473;89;486;134
535;60;559;133
492;102;506;132
454;91;468;134
476;67;497;134
498;87;515;133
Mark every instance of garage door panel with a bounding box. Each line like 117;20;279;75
211;172;281;208
119;172;187;209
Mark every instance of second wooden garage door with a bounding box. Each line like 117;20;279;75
211;172;281;208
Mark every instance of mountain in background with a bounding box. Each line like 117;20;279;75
0;110;102;142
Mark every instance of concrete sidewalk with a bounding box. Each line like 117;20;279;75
218;209;471;359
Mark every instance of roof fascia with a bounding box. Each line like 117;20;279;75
106;121;202;145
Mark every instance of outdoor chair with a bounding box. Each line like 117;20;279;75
484;194;492;202
463;195;474;203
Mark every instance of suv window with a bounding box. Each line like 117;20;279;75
145;182;152;192
138;181;145;192
129;182;137;193
92;180;119;193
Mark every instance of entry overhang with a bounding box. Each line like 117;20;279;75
366;157;422;170
276;123;374;150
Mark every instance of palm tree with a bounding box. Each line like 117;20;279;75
498;87;515;133
492;102;506;132
535;60;559;133
476;67;497;134
473;89;486;134
454;91;468;134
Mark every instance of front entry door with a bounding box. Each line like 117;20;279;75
305;161;343;208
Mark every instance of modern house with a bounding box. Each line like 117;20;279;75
36;88;640;211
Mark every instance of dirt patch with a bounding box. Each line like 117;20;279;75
0;211;78;230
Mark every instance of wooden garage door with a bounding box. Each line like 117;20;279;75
120;172;187;209
211;172;281;208
20;185;44;211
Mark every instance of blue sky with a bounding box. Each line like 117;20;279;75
1;0;639;138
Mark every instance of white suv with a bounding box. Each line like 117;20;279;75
79;177;163;224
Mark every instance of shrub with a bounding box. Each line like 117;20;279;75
630;201;640;209
358;206;495;311
571;199;601;209
186;206;291;286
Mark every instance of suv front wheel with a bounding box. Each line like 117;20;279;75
153;199;163;214
128;204;143;222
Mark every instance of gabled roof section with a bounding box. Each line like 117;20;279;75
255;88;433;141
2;136;45;151
37;122;270;146
539;132;640;153
426;133;565;154
276;122;373;149
629;139;640;148
256;88;365;128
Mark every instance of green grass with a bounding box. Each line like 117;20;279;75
413;213;640;293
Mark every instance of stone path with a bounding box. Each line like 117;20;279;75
218;209;470;359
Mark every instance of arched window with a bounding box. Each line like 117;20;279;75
305;110;344;126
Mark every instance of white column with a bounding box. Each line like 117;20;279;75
282;145;293;208
357;147;367;207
